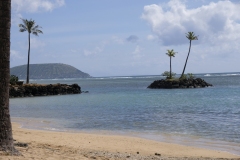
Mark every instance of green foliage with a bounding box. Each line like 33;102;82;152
162;71;176;79
187;73;195;79
186;32;198;41
10;75;18;85
179;73;195;80
179;74;187;80
19;18;43;35
166;49;177;57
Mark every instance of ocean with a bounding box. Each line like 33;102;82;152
10;73;240;155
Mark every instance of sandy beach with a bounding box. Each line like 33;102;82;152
0;123;239;160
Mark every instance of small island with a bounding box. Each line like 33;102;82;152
148;77;212;89
10;63;91;79
148;32;212;89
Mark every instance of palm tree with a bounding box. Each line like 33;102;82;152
0;0;18;154
180;32;198;79
166;49;177;79
19;19;43;84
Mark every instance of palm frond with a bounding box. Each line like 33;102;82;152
32;25;41;31
20;18;28;27
37;30;43;34
19;24;27;30
32;32;39;36
19;28;27;32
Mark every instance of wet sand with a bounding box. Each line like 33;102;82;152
0;123;239;160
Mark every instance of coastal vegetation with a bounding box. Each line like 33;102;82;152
161;71;176;79
19;18;43;84
10;75;19;85
180;32;198;79
165;49;177;79
149;31;212;89
10;63;91;79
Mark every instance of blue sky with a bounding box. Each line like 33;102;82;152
10;0;240;77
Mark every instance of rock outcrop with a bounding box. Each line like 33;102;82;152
148;78;213;89
9;83;81;98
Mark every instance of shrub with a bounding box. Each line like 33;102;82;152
10;75;18;85
187;73;195;79
161;71;176;79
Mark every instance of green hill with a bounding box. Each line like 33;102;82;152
10;63;91;79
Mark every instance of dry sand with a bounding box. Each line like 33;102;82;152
0;123;239;160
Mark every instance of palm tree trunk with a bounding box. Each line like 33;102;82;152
26;33;30;84
181;40;192;78
170;56;172;79
0;0;18;154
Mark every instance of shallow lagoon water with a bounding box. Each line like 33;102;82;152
10;73;240;155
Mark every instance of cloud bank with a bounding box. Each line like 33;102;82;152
142;0;240;46
12;0;65;13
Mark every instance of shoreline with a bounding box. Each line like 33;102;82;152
2;122;239;159
11;117;240;157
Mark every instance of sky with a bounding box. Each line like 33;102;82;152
10;0;240;77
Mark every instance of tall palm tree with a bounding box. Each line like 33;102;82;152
0;0;18;154
19;19;43;84
180;32;198;79
166;49;177;79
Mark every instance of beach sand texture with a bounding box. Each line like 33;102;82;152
0;123;239;160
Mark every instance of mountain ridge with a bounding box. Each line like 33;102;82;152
10;63;91;79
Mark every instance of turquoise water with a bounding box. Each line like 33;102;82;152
10;73;240;155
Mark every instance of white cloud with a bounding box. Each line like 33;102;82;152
11;13;23;26
83;41;108;56
131;45;144;60
12;0;65;13
142;0;240;46
70;49;78;53
30;38;46;49
111;36;124;44
10;50;23;61
132;45;142;54
147;34;157;41
83;50;93;56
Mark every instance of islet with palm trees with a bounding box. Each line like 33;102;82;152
148;32;213;89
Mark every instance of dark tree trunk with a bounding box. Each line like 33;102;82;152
26;33;30;84
170;56;172;79
181;40;192;78
0;0;18;154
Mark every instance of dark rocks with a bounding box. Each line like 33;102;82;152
9;83;81;98
155;153;161;156
14;142;28;148
148;78;213;89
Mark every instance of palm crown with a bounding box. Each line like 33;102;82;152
186;32;198;41
19;19;43;35
166;49;177;57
